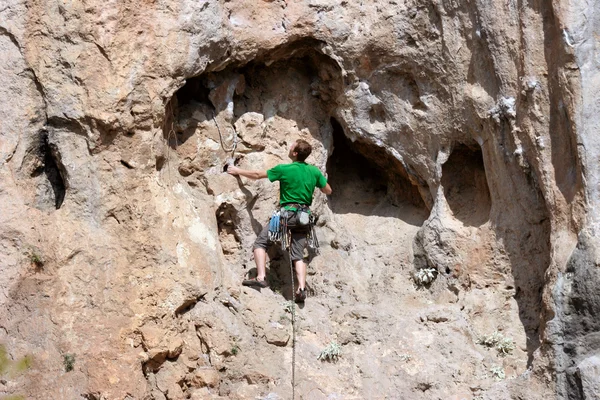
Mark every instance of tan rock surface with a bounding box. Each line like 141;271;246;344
0;0;598;399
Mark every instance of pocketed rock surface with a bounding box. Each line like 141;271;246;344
1;1;599;399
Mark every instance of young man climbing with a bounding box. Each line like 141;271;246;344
227;139;332;303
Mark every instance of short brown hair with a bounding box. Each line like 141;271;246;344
295;139;312;161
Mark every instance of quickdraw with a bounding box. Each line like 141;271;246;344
268;210;281;242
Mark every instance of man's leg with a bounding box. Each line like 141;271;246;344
243;223;270;287
290;230;308;299
294;259;306;290
253;247;267;282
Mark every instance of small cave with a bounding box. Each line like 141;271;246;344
161;37;345;179
230;38;344;135
441;143;491;226
31;131;66;210
326;117;428;224
161;72;235;178
163;76;214;150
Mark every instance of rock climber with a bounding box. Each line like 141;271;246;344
227;139;332;303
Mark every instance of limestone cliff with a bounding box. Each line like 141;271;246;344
0;1;597;399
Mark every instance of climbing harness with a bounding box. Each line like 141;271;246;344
277;206;319;254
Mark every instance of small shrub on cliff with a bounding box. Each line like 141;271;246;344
63;353;75;372
0;345;33;378
477;331;503;347
27;248;44;269
477;331;515;356
414;268;437;286
282;301;294;314
318;341;342;362
496;337;516;355
490;365;505;380
229;337;240;356
13;355;32;373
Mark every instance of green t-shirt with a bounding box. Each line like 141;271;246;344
267;162;328;208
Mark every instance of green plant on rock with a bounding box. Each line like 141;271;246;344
477;331;503;347
28;248;44;269
230;337;240;356
477;331;515;356
13;355;32;373
0;344;33;378
63;353;75;372
318;341;342;362
490;365;505;381
414;268;437;286
282;301;294;314
496;337;516;355
0;345;9;376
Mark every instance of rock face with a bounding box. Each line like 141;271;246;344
0;0;597;399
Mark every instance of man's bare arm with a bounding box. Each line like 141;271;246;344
320;183;332;195
227;166;268;180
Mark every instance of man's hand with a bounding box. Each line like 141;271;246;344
227;165;242;176
227;166;268;180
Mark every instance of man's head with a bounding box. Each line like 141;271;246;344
289;139;312;162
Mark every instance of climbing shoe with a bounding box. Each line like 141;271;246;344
242;277;268;288
295;288;307;303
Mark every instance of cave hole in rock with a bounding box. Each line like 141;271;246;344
166;40;349;294
163;76;214;151
163;37;344;162
230;38;344;144
441;143;491;226
32;131;66;210
326;117;428;224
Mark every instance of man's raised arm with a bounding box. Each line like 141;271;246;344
320;183;332;195
227;166;268;180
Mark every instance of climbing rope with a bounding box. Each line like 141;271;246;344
288;229;297;400
281;213;297;400
212;113;238;156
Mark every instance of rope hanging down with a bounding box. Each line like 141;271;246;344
288;230;297;400
280;214;298;400
212;113;238;156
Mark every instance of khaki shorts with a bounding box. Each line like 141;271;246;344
253;211;310;261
